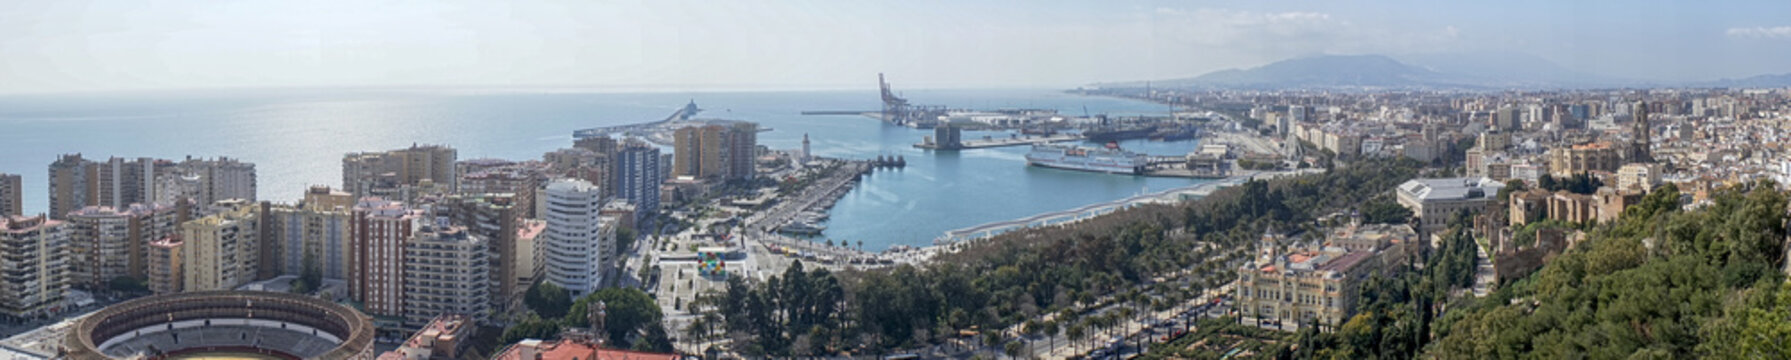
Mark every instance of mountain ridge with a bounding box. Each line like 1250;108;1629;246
1095;54;1791;90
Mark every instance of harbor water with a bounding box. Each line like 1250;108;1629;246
0;88;1209;250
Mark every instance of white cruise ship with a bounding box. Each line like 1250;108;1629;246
1024;144;1147;175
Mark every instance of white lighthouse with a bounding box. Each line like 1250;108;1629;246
801;133;812;163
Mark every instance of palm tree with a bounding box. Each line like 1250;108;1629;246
1119;307;1136;340
684;317;708;353
1100;313;1119;340
983;332;1003;357
1096;311;1110;340
1022;319;1041;346
1066;322;1086;354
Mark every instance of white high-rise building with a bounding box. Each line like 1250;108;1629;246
539;179;615;298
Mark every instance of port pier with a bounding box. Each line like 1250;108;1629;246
914;133;1086;150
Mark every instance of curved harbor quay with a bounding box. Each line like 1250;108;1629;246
937;168;1321;244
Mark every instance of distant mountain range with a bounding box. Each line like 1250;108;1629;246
1695;73;1791;88
1094;53;1791;90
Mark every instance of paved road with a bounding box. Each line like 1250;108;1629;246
1473;242;1496;297
1208;130;1286;158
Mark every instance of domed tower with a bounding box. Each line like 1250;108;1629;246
1259;226;1281;262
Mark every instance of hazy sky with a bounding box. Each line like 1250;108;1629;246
4;0;1791;94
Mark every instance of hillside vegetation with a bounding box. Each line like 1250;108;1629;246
1429;183;1790;359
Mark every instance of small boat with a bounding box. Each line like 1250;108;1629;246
778;221;827;235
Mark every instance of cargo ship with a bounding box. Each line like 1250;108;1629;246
1025;144;1148;175
1082;125;1157;142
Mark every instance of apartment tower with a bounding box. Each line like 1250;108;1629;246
65;203;181;289
268;186;356;281
670;122;757;181
434;193;526;311
0;215;69;319
540;179;614;298
343;144;458;198
0;173;20;217
352;197;421;318
179;200;262;291
614;140;663;216
400;225;490;328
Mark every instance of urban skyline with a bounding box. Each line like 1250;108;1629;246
4;2;1791;359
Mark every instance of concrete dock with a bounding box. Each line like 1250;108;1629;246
1144;167;1231;178
915;133;1086;150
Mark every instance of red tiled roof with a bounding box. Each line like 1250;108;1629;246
492;339;678;360
1287;254;1313;263
594;349;680;360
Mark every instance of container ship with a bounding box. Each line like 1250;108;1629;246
1082;125;1157;142
1025;144;1148;175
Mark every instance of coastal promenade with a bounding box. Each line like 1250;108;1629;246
936;168;1320;244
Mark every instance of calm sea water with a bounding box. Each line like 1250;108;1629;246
0;88;1206;250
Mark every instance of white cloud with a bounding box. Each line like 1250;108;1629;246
1727;26;1791;39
